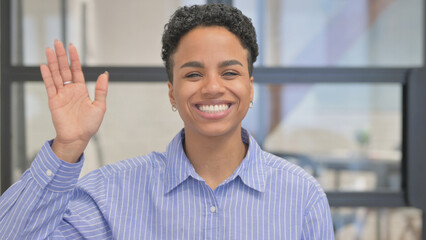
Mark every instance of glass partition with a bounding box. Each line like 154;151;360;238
236;0;423;67
11;0;206;66
332;207;422;240
244;82;402;192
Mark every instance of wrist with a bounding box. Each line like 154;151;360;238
51;138;88;163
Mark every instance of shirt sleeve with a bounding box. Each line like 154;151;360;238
301;195;335;240
0;140;112;239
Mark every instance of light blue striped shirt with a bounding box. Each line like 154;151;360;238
0;128;334;239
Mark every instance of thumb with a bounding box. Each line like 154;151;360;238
93;71;109;108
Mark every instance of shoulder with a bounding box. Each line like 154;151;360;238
98;151;167;178
246;130;326;200
77;151;166;186
261;151;326;198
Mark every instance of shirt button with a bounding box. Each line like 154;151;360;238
46;169;53;177
210;206;216;213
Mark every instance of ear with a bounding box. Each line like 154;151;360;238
249;76;254;102
168;81;175;104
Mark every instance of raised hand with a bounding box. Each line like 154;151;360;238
40;40;109;163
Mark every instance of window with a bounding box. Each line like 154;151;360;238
246;83;402;192
236;0;422;67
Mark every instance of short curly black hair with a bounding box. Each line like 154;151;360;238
161;4;258;83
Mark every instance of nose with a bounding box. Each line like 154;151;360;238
201;73;225;97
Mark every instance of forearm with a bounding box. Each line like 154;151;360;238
0;140;84;239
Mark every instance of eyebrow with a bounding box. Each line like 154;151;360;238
218;60;243;68
180;61;204;69
180;60;243;69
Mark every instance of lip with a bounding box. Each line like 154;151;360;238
192;101;234;120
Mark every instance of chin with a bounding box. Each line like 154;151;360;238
186;123;241;139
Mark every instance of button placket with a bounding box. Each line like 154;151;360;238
201;182;223;239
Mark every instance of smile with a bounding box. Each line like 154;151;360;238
196;104;230;114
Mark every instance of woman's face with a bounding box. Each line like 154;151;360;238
168;26;253;139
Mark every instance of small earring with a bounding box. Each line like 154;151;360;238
172;104;177;112
249;101;254;109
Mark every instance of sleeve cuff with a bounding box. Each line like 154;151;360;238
30;140;85;192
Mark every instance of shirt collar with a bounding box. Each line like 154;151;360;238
164;128;266;194
164;129;198;194
236;128;266;192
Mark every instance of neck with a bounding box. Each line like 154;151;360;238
183;126;248;191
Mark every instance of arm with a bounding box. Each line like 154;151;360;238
0;40;110;239
0;141;83;239
0;141;112;239
301;196;335;240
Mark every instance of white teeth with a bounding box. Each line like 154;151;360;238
198;104;229;113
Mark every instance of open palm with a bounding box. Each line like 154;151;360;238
40;40;108;163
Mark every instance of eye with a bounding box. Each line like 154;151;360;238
185;72;202;79
222;71;239;79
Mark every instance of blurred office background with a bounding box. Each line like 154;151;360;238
1;0;425;239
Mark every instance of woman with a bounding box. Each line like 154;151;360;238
0;4;334;239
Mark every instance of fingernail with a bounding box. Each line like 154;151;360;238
69;42;73;47
54;39;59;43
104;71;109;77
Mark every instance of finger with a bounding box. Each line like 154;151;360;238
40;64;57;98
46;47;64;90
54;40;72;83
68;43;85;84
93;71;109;109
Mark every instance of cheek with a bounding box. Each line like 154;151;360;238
174;84;195;105
229;81;252;100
